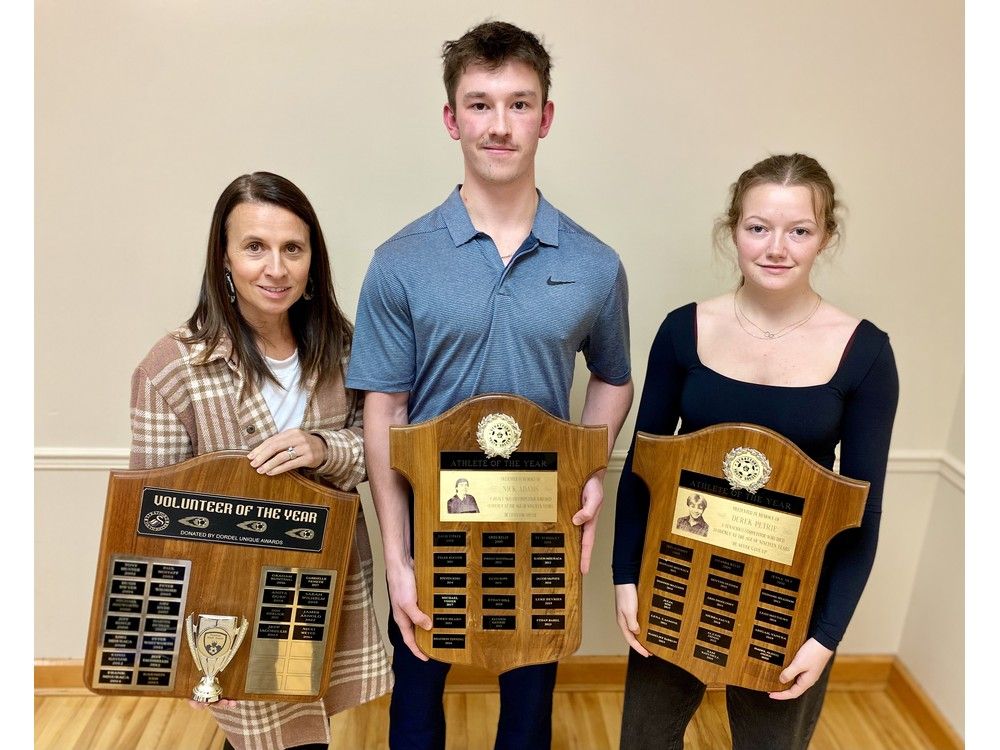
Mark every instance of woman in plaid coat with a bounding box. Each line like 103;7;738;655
130;172;392;750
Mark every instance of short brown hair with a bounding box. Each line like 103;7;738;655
442;21;552;109
686;494;707;511
713;153;842;259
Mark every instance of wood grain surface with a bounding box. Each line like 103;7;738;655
633;423;869;691
83;451;359;702
391;394;607;674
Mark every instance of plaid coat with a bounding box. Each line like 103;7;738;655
130;330;392;750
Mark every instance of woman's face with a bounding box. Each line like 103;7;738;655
734;183;826;294
225;202;312;329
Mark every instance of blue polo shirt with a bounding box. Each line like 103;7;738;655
347;187;630;423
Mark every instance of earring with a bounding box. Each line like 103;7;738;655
224;268;237;304
302;277;314;301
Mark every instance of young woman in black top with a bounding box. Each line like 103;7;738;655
613;154;899;749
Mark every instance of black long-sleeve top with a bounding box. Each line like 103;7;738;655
612;303;899;650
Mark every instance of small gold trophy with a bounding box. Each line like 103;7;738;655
185;614;249;703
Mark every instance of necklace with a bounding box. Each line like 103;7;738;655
498;251;515;260
734;289;822;340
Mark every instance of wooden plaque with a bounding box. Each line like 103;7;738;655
390;394;607;674
83;450;359;702
633;423;868;691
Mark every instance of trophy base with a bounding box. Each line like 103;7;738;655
191;678;223;704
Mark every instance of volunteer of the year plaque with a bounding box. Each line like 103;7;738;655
632;423;869;692
390;394;607;674
84;451;358;702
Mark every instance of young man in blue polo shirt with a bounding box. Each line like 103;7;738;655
347;20;634;750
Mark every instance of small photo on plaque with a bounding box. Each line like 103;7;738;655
443;478;481;515
674;493;710;537
673;471;803;565
439;453;558;523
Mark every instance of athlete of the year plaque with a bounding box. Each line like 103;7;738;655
632;423;869;692
390;394;608;674
84;451;358;702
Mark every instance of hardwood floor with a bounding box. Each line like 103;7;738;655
35;686;945;749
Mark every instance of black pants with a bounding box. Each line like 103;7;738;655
386;614;558;750
619;649;833;750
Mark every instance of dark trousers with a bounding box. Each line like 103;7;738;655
387;615;558;750
619;649;833;750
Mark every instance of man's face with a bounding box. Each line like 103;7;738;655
443;60;554;189
456;482;469;498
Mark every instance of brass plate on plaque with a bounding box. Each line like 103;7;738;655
633;423;868;692
84;451;358;701
391;394;607;674
244;566;337;695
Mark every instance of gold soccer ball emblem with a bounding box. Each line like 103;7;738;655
723;446;772;494
476;413;522;459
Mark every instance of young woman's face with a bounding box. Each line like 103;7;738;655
734;183;826;294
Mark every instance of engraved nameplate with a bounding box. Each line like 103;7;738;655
92;555;192;692
244;566;336;696
137;487;327;552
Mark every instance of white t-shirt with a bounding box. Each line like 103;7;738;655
261;351;308;431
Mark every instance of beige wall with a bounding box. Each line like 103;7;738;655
35;0;964;736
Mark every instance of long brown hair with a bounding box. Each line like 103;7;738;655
181;172;352;391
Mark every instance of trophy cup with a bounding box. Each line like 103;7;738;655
185;614;250;703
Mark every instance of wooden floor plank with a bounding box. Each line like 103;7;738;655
35;684;949;749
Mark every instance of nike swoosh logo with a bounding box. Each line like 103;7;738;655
546;277;576;286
